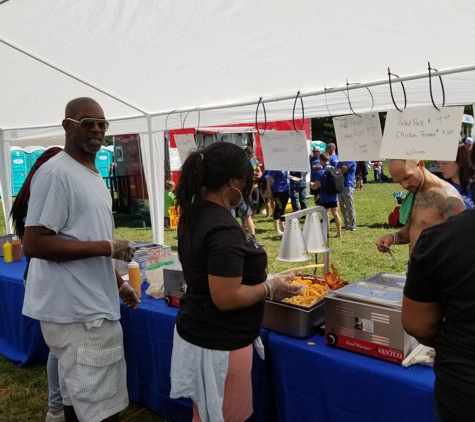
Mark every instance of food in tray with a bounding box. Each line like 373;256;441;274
281;264;349;307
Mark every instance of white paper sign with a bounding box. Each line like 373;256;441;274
260;131;310;172
333;113;383;161
174;134;197;163
169;148;182;171
380;106;464;160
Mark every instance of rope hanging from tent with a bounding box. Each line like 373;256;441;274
255;97;267;136
428;62;446;111
345;80;374;117
292;91;305;133
388;68;407;112
324;85;346;120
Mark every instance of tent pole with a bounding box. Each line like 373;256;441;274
149;64;475;118
146;115;164;245
0;129;13;234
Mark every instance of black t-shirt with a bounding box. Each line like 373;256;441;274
176;201;268;351
405;209;475;391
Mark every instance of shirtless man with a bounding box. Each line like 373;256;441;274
376;159;465;255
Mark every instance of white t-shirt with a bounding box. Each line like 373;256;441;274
22;152;119;323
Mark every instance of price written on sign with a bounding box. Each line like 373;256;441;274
260;131;310;172
169;148;182;171
333;113;383;161
380;106;464;161
174;134;197;164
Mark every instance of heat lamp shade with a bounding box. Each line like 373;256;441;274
302;212;329;253
276;218;311;262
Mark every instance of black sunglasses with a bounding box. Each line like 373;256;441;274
66;118;110;132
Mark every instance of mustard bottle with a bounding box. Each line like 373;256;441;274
128;260;142;298
3;241;13;263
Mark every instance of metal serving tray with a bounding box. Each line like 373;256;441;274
359;272;406;289
334;280;404;309
262;295;328;339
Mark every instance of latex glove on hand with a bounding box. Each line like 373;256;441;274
108;239;135;262
264;273;307;301
119;282;141;310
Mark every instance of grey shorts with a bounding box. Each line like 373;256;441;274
40;319;128;422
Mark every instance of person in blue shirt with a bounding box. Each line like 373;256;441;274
326;142;339;167
267;170;290;234
310;153;342;238
289;171;307;212
337;160;357;231
438;144;475;209
309;146;322;204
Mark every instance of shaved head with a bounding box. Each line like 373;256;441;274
389;159;424;193
388;159;419;176
65;97;100;119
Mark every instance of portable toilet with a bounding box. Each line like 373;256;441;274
24;146;46;170
10;146;29;196
95;146;112;184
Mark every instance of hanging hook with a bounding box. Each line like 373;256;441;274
292;91;305;133
182;107;200;131
346;80;374;117
428;62;445;111
255;97;267;136
165;109;176;132
388;68;407;112
324;85;346;121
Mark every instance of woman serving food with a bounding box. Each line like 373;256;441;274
169;142;304;422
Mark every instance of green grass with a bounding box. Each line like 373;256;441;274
0;178;407;421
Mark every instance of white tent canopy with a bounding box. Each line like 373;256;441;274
2;0;475;242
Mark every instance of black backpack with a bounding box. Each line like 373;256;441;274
323;167;344;194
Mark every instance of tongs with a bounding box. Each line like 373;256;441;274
383;245;399;266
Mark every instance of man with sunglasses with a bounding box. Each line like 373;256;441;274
22;97;139;422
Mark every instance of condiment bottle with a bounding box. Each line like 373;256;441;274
3;241;12;263
128;260;142;298
12;236;22;262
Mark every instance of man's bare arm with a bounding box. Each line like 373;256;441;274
436;195;466;219
413;188;466;219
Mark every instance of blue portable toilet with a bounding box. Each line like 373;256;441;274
10;146;29;196
95;146;112;185
24;146;46;170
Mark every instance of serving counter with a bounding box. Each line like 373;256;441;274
0;259;436;421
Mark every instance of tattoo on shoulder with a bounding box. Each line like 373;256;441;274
437;196;466;218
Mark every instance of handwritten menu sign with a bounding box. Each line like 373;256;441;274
333;113;383;161
174;134;197;164
380;106;464;160
169;148;182;171
261;131;310;172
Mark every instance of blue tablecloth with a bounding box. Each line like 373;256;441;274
0;260;436;421
120;284;275;422
268;331;436;422
0;258;49;366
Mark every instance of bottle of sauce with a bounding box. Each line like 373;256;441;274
3;241;12;263
12;236;22;262
128;260;142;298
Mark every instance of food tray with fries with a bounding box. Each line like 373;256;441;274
262;264;349;338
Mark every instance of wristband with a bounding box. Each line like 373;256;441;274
119;281;129;293
392;233;398;245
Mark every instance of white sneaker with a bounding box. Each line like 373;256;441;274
45;409;65;422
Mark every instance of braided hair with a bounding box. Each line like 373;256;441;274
175;142;253;239
10;147;63;239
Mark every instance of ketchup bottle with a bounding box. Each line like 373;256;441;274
12;236;22;262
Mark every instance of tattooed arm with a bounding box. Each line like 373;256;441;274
375;222;410;252
435;192;466;219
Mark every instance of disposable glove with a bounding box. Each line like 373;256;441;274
108;239;135;262
263;273;307;301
